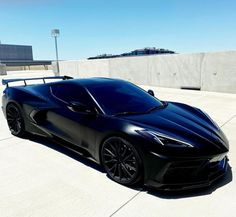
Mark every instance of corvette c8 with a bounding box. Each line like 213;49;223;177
1;76;229;190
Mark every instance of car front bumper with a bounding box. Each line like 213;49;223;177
144;152;229;191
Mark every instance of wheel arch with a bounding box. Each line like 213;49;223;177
6;101;27;137
6;100;36;134
6;100;24;114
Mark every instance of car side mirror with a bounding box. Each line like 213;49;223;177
148;89;155;96
68;101;96;115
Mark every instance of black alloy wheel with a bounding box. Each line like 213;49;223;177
6;104;25;137
101;137;142;185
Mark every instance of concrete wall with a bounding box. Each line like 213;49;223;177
58;59;109;78
54;51;236;93
6;65;52;72
200;51;236;92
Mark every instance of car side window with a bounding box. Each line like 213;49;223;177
51;83;92;105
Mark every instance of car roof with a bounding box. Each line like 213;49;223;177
61;77;127;88
10;77;127;91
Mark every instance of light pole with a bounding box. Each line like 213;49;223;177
51;29;60;75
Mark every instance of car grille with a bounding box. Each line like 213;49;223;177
163;157;227;184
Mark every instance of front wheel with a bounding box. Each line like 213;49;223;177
101;137;143;186
6;103;25;137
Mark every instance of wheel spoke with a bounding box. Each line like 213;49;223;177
118;164;122;180
7;116;14;121
124;163;136;172
123;152;134;162
104;158;117;164
7;118;15;124
121;164;132;178
113;163;118;176
108;142;117;155
108;163;116;172
6;112;12;117
117;141;121;156
121;145;127;158
104;147;116;157
16;121;21;132
7;111;15;118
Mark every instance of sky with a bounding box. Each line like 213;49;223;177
0;0;235;60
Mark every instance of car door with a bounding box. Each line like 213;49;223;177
47;83;98;153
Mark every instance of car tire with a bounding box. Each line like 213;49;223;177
6;103;26;137
101;136;143;186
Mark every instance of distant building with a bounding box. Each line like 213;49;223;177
0;44;33;61
88;47;175;60
0;43;51;67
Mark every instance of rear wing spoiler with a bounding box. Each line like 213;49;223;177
2;75;73;87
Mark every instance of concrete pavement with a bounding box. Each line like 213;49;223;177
0;71;235;217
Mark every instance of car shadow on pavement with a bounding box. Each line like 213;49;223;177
25;133;232;199
25;134;104;173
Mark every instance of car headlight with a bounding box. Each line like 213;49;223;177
136;129;194;148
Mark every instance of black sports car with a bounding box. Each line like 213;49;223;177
2;76;229;190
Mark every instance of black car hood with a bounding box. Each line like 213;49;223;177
121;102;229;154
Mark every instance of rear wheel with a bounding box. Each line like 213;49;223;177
101;137;142;186
6;103;25;137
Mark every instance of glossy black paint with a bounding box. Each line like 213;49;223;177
1;77;229;190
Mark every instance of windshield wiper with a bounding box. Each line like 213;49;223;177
145;103;166;113
113;111;144;116
113;102;167;116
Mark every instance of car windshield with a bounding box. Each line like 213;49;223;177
87;80;163;115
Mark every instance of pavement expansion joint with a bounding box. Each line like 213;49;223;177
0;136;14;142
109;191;142;217
220;115;236;128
